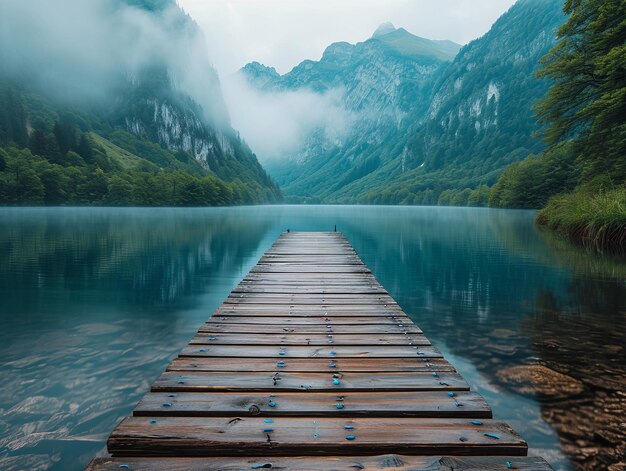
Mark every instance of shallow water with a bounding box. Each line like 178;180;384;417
0;206;624;470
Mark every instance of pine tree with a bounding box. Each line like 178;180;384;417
30;129;47;157
536;0;626;182
53;119;78;156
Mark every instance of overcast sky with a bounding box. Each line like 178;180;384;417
177;0;517;75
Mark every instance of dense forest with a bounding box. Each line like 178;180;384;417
490;0;625;249
0;85;279;206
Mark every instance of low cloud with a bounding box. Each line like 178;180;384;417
0;0;226;125
223;74;354;163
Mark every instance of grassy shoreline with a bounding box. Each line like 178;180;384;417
536;187;626;253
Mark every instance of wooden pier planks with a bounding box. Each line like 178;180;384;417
88;455;553;471
87;232;553;470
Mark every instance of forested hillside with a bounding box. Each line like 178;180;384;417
490;0;625;250
347;0;566;205
0;0;280;206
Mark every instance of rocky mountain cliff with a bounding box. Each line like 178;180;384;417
108;0;277;187
241;24;461;201
242;0;565;204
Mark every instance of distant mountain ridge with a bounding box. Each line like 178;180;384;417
242;0;565;204
241;25;462;201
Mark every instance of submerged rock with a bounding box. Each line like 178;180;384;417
489;328;517;339
497;364;585;398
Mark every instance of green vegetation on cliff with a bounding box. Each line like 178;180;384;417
491;0;625;250
0;83;280;206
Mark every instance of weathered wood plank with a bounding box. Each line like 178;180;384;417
107;417;527;457
259;256;361;262
152;371;467;392
88;455;554;471
224;297;393;305
205;316;412;325
258;261;364;266
179;345;443;358
240;281;383;287
190;333;430;346
212;310;406;317
216;304;401;311
198;323;422;334
232;286;388;294
134;391;491;418
244;274;374;280
216;305;402;313
250;267;371;273
167;357;453;373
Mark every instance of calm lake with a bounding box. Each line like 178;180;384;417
0;206;624;470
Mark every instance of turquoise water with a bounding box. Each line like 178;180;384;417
1;206;624;470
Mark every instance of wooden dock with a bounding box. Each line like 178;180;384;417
87;232;553;470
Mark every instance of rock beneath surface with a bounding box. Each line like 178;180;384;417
489;328;517;339
497;364;585;398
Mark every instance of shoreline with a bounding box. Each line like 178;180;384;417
536;188;626;254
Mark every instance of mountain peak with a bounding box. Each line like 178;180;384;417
373;22;397;38
370;27;461;62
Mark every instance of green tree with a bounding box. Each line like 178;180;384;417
0;86;28;147
107;175;134;205
40;165;70;204
82;168;109;203
2;149;45;204
77;133;94;163
30;129;48;157
536;0;626;181
53;119;78;156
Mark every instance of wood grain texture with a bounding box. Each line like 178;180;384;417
107;417;527;457
189;333;430;346
204;316;413;325
152;371;468;392
135;391;491;418
213;310;409;318
87;455;554;471
166;357;453;373
197;323;422;334
179;345;444;358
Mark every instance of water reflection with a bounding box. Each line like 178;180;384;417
0;206;624;471
0;207;276;471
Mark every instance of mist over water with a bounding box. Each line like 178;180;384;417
1;206;624;470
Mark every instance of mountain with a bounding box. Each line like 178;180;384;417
358;0;567;205
241;24;461;202
242;0;565;204
0;0;280;205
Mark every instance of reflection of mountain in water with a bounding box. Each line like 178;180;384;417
341;208;572;320
0;208;274;315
